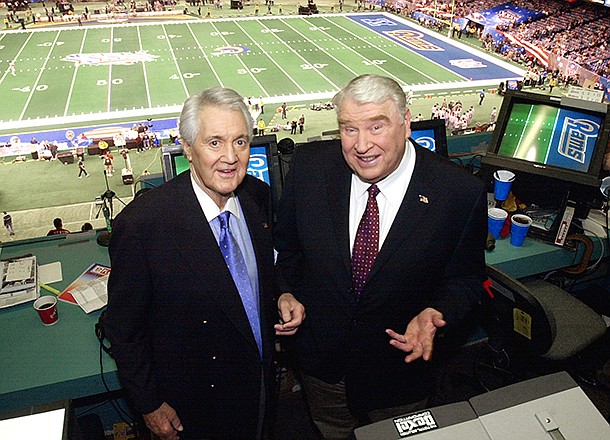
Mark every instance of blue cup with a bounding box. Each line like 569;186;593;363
510;214;532;246
493;170;515;201
488;208;508;239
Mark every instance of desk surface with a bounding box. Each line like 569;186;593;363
485;233;605;279
0;234;119;413
0;231;601;413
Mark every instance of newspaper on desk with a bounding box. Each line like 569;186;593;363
69;274;109;314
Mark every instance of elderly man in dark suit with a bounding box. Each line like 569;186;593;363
275;74;487;439
105;87;304;440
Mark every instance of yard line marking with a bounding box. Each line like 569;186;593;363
19;30;60;121
64;28;88;117
107;27;114;113
0;32;34;85
185;22;224;87
162;23;189;99
323;16;438;84
276;18;343;90
234;20;306;94
299;16;402;83
209;21;268;96
137;25;153;109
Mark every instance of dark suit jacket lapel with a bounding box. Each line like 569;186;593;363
325;155;353;279
368;146;438;282
170;173;260;352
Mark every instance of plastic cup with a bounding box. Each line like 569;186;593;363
488;208;508;239
510;214;533;247
493;170;515;201
33;296;59;326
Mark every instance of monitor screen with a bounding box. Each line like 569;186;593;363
161;134;283;212
410;118;448;157
0;400;72;440
482;90;610;187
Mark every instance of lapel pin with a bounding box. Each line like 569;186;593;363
418;195;429;204
262;222;269;229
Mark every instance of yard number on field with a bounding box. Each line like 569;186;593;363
237;67;267;74
13;85;48;92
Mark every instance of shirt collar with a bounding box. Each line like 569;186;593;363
352;139;415;205
190;174;241;223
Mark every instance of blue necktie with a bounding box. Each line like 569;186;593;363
218;211;262;356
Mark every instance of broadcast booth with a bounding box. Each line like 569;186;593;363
160;120;448;220
480;90;610;245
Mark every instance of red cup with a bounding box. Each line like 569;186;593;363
33;296;59;326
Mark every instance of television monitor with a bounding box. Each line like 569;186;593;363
161;134;283;211
481;90;610;188
410;118;449;157
0;400;74;440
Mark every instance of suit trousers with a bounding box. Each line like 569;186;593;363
300;372;428;440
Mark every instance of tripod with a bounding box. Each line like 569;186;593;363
95;171;126;245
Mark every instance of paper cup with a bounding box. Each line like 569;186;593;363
510;214;532;247
488;208;508;239
33;296;59;326
493;170;515;201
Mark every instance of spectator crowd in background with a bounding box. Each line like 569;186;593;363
407;0;610;80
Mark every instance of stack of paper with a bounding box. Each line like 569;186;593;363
0;255;39;309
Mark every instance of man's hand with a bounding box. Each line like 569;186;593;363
386;307;446;363
143;402;183;440
275;292;305;336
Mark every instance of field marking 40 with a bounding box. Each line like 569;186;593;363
12;84;48;92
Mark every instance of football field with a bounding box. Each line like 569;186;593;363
0;12;524;133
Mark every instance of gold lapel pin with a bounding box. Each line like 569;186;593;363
418;195;429;204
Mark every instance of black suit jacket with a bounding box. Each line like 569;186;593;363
275;141;487;413
106;171;277;439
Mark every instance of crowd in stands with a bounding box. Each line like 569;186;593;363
509;1;610;76
407;0;610;78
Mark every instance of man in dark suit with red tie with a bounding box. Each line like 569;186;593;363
275;74;487;439
105;87;304;440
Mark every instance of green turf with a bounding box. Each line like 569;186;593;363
1;13;486;130
0;7;536;240
0;147;162;212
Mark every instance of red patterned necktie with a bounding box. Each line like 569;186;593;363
352;185;380;296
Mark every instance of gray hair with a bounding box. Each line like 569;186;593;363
179;87;253;146
332;74;407;122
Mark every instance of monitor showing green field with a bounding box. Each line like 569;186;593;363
497;102;603;173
